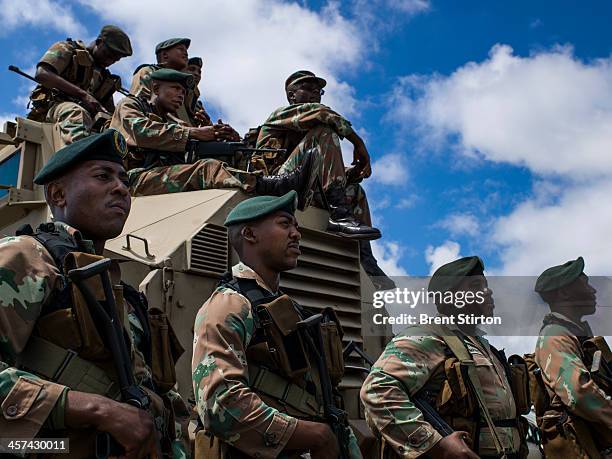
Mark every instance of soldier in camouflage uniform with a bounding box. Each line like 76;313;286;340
112;69;314;200
192;191;363;458
360;256;527;458
29;25;132;147
0;131;189;458
184;57;212;127
533;257;612;458
256;70;395;289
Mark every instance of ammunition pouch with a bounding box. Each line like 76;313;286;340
320;307;345;386
436;357;478;419
92;72;121;104
539;409;596;458
148;307;185;392
253;294;310;380
507;354;531;415
68;46;94;85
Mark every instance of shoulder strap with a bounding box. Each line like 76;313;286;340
133;63;158;75
122;281;152;366
440;333;507;458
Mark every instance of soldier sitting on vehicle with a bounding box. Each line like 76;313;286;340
111;68;314;200
28;25;132;148
184;56;212;127
530;257;611;458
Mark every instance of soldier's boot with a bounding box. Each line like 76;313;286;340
326;186;381;240
255;149;315;209
359;240;396;290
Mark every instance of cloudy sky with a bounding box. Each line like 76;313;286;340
0;1;610;350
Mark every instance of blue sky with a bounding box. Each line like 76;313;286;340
0;0;611;279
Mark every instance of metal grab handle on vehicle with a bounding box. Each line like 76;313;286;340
122;234;154;259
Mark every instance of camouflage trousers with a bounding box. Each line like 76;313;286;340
47;101;93;149
129;159;257;197
271;126;372;226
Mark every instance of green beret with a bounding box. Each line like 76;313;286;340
285;70;327;90
188;57;203;67
224;191;298;226
428;256;485;293
34;130;127;185
535;257;585;293
155;38;191;54
150;69;194;90
98;25;132;57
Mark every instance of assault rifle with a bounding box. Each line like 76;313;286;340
298;313;351;459
184;140;285;168
68;259;159;459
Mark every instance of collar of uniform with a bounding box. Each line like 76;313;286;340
232;262;278;294
546;311;592;336
51;220;96;254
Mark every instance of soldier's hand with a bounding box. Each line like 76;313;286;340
285;420;339;458
352;143;372;179
190;126;217;141
214;120;241;142
80;92;104;115
309;424;339;459
194;109;212;126
428;432;479;459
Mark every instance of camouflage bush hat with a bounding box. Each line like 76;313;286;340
34;130;126;185
224;191;298;226
98;25;132;57
285;70;327;90
150;69;194;90
188;57;203;67
535;257;585;293
155;38;191;54
428;256;485;293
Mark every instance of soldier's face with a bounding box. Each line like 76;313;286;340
93;41;122;68
155;82;186;112
454;274;495;317
50;160;131;242
252;211;301;271
562;274;597;314
186;65;202;86
288;81;324;104
162;44;189;69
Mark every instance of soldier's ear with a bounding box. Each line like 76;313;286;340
241;225;257;245
45;180;67;210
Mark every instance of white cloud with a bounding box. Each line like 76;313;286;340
391;44;612;178
0;0;84;36
395;194;418;209
385;0;431;14
368;153;409;186
80;0;364;135
372;240;409;276
438;213;480;237
425;240;462;275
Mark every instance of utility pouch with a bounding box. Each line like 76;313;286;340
436;357;477;418
540;410;594;459
148;307;185;392
321;307;345;386
256;294;309;380
69;48;94;86
508;354;531;415
523;352;548;416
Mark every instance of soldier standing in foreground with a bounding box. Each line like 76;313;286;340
112;69;314;199
360;256;528;458
0;131;189;458
28;25;132;148
255;70;394;289
192;191;362;458
531;257;612;458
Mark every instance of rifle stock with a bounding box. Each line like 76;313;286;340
185;140;285;168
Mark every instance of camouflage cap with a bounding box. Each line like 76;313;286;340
428;256;485;293
224;191;298;226
34;130;126;185
98;25;132;57
188;57;203;67
285;70;327;90
535;257;585;293
150;68;194;90
155;38;191;54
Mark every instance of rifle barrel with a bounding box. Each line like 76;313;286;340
8;65;38;84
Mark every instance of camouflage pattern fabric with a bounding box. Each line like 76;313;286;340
129;64;157;98
535;313;612;430
184;86;212;127
256;103;372;226
0;222;188;457
47;101;93;148
360;326;521;458
129;160;254;197
192;262;363;458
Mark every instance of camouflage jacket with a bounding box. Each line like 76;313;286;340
192;262;362;458
255;103;354;153
535;313;612;428
110;95;192;167
360;325;520;458
0;222;189;457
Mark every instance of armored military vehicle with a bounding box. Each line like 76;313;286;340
0;116;391;448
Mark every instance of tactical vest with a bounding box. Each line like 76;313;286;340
28;39;121;120
378;330;529;459
525;316;612;459
195;274;346;459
